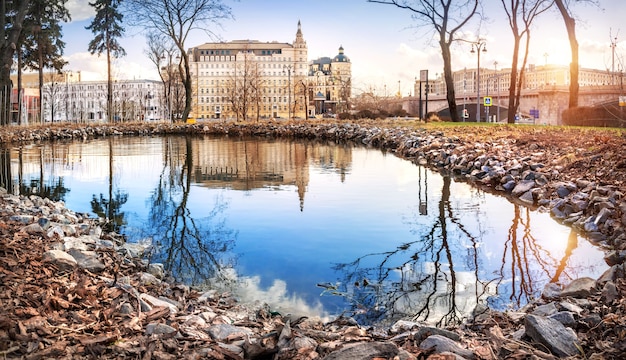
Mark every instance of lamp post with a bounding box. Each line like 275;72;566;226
283;64;292;120
470;39;487;122
494;61;499;123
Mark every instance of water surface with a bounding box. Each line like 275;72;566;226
1;135;607;325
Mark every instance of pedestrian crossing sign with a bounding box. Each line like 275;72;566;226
484;96;492;107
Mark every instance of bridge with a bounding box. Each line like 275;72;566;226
398;85;624;125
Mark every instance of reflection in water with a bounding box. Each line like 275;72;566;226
326;175;604;326
141;137;238;287
3;136;608;326
90;139;128;233
327;176;495;327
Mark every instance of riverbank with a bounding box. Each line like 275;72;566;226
1;120;625;359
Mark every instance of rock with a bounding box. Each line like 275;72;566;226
42;249;77;271
533;303;558;317
145;323;177;336
140;272;161;286
524;314;580;357
67;249;105;272
548;312;577;327
206;324;253;342
419;335;474;359
600;281;619;303
518;190;535;205
22;223;44;235
148;263;165;279
512;180;535;197
560;277;597;298
324;342;404;360
542;283;562;300
390;319;420;334
139;294;178;314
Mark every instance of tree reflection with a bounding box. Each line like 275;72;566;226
144;136;237;287
326;175;490;327
325;169;600;327
90;138;128;233
490;205;582;309
0;146;70;201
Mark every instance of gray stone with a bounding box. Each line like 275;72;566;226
512;180;535;197
518;190;535;205
548;312;576;327
601;281;619;303
556;185;572;198
533;303;558;317
148;263;165;279
324;342;401;360
560;277;596;298
524;314;580;357
206;324;253;342
580;313;602;328
559;301;583;315
42;249;77;271
119;302;134;315
119;242;151;258
67;249;105;273
63;237;90;251
145;322;177;335
542;283;562;300
22;223;44;235
419;335;474;359
10;214;35;224
390;319;420;334
139;272;161;286
37;217;51;229
139;294;178;314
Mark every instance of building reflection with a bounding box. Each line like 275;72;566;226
190;137;352;210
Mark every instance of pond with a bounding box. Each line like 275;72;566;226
1;135;608;326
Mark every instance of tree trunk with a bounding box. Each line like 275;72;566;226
181;51;192;122
441;40;459;122
507;34;522;124
0;0;30;125
554;0;579;109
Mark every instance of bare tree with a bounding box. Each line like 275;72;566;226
145;31;179;122
500;0;553;123
42;72;64;122
124;0;233;122
368;0;479;122
553;0;579;109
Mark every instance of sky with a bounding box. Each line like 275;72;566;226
61;0;624;96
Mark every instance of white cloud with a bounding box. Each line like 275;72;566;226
237;275;331;321
66;0;95;22
65;52;160;81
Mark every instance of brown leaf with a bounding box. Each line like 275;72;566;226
77;333;119;346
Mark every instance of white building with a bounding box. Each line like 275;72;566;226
41;78;164;123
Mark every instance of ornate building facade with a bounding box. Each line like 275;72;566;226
308;46;352;115
187;21;308;120
187;21;351;120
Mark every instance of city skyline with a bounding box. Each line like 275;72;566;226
60;0;624;96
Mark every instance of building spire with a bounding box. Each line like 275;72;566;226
294;20;306;48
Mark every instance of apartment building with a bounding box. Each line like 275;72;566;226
187;21;351;120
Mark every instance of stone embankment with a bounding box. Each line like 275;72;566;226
0;121;625;359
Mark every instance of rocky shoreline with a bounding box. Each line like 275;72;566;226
1;120;625;359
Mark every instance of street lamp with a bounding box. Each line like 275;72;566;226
494;61;499;123
283;64;292;120
470;39;487;122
